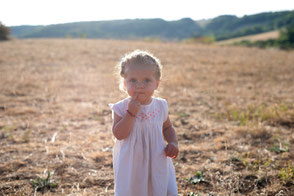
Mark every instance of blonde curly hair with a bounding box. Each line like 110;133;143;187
116;50;162;91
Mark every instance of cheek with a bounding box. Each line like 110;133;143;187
125;84;135;94
145;87;155;94
147;84;157;91
126;83;133;90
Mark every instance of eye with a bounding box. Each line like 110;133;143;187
144;79;151;83
130;78;136;83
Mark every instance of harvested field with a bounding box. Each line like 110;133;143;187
0;39;294;195
217;30;280;45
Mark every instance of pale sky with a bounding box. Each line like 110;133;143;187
1;0;294;26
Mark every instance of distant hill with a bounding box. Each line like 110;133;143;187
9;10;294;41
202;11;294;40
10;18;201;40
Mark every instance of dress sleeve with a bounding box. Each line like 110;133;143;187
108;101;124;119
162;99;169;122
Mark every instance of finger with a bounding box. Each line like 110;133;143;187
166;147;173;157
174;149;179;157
139;94;147;101
133;93;139;100
169;149;176;158
164;146;169;156
171;147;179;158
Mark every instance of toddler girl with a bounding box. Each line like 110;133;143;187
109;50;178;196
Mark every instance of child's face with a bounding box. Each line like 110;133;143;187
124;65;160;105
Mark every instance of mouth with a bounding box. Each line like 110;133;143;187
136;93;146;99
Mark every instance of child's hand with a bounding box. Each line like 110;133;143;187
128;93;141;116
165;142;179;159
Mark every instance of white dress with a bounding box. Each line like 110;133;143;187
109;97;178;196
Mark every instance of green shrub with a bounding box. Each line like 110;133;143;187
279;161;294;181
30;172;58;193
187;169;205;184
0;22;10;40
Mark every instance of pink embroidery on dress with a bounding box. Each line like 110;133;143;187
136;110;160;121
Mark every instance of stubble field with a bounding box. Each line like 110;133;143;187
0;39;294;195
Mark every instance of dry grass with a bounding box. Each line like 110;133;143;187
217;30;280;45
0;39;294;195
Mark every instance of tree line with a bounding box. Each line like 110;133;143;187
1;10;294;48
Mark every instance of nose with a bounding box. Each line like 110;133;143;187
135;81;145;88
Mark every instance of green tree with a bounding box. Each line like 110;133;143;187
0;22;10;40
278;23;294;48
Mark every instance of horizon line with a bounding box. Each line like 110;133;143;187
6;9;293;27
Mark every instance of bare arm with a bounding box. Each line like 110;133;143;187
163;116;179;158
112;112;135;140
112;94;141;140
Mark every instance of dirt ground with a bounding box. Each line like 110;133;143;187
0;39;294;195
